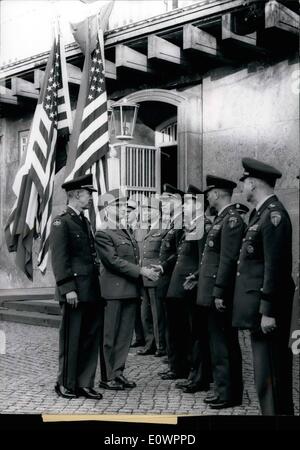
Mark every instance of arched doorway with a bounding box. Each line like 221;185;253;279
109;86;202;193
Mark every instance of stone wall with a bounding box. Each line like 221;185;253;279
202;54;299;273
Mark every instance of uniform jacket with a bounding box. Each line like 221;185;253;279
49;207;101;303
197;205;245;307
138;226;169;288
167;231;199;299
95;227;141;300
157;223;183;299
232;195;295;329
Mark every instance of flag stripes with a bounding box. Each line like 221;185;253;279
5;29;72;278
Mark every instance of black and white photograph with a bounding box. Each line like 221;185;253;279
0;0;299;431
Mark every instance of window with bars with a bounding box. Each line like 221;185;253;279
119;144;161;203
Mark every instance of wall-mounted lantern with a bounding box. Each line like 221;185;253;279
110;98;139;140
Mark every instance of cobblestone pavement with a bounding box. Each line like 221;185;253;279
0;321;299;416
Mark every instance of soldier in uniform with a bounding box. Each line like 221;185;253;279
232;158;295;415
50;174;103;400
127;199;145;348
197;175;244;409
136;197;167;357
160;185;207;381
289;174;299;350
154;184;184;373
95;189;159;390
177;192;214;393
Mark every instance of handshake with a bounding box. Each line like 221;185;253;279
140;264;163;282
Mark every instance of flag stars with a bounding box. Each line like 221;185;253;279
91;85;95;91
88;94;93;100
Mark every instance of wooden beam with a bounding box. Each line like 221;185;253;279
34;69;44;90
183;23;225;60
0;86;18;105
104;60;117;80
11;77;39;99
34;60;116;89
222;13;258;49
265;0;299;35
116;44;153;73
148;35;188;66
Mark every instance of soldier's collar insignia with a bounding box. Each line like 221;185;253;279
53;219;62;226
270;211;282;226
249;224;259;231
228;216;238;228
213;224;221;230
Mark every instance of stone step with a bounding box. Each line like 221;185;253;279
0;308;61;328
2;300;60;316
0;287;55;303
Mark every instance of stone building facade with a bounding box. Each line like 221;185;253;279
0;0;299;290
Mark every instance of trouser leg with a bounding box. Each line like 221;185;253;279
148;287;166;351
134;300;145;343
251;329;294;416
208;307;243;402
167;299;191;376
189;305;211;385
141;289;156;351
77;302;102;388
103;300;122;381
111;300;137;379
57;303;82;391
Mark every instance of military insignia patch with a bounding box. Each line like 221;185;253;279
228;217;238;228
270;211;281;226
53;219;61;226
208;240;214;248
247;245;254;254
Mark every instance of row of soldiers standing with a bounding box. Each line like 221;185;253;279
50;157;297;415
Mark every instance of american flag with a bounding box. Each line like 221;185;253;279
5;31;72;278
64;29;108;229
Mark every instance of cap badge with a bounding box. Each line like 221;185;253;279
53;219;62;226
247;245;254;254
208;240;214;248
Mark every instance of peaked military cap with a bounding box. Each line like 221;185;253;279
186;184;203;200
205;175;237;193
234;203;249;215
62;173;97;192
239;157;282;187
127;199;137;210
98;187;128;210
161;183;184;199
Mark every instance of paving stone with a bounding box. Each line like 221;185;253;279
0;321;298;416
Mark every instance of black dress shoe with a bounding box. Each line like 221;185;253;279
77;387;103;400
54;383;77;399
154;350;167;357
158;369;171;376
161;371;187;380
175;380;191;389
182;383;210;394
209;399;241;409
99;380;124;390
136;348;156;355
130;340;145;348
115;375;137;388
204;393;218;404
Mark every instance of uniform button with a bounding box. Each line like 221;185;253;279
237;260;240;264
237;272;240;276
213;275;216;278
242;238;246;242
74;273;77;276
